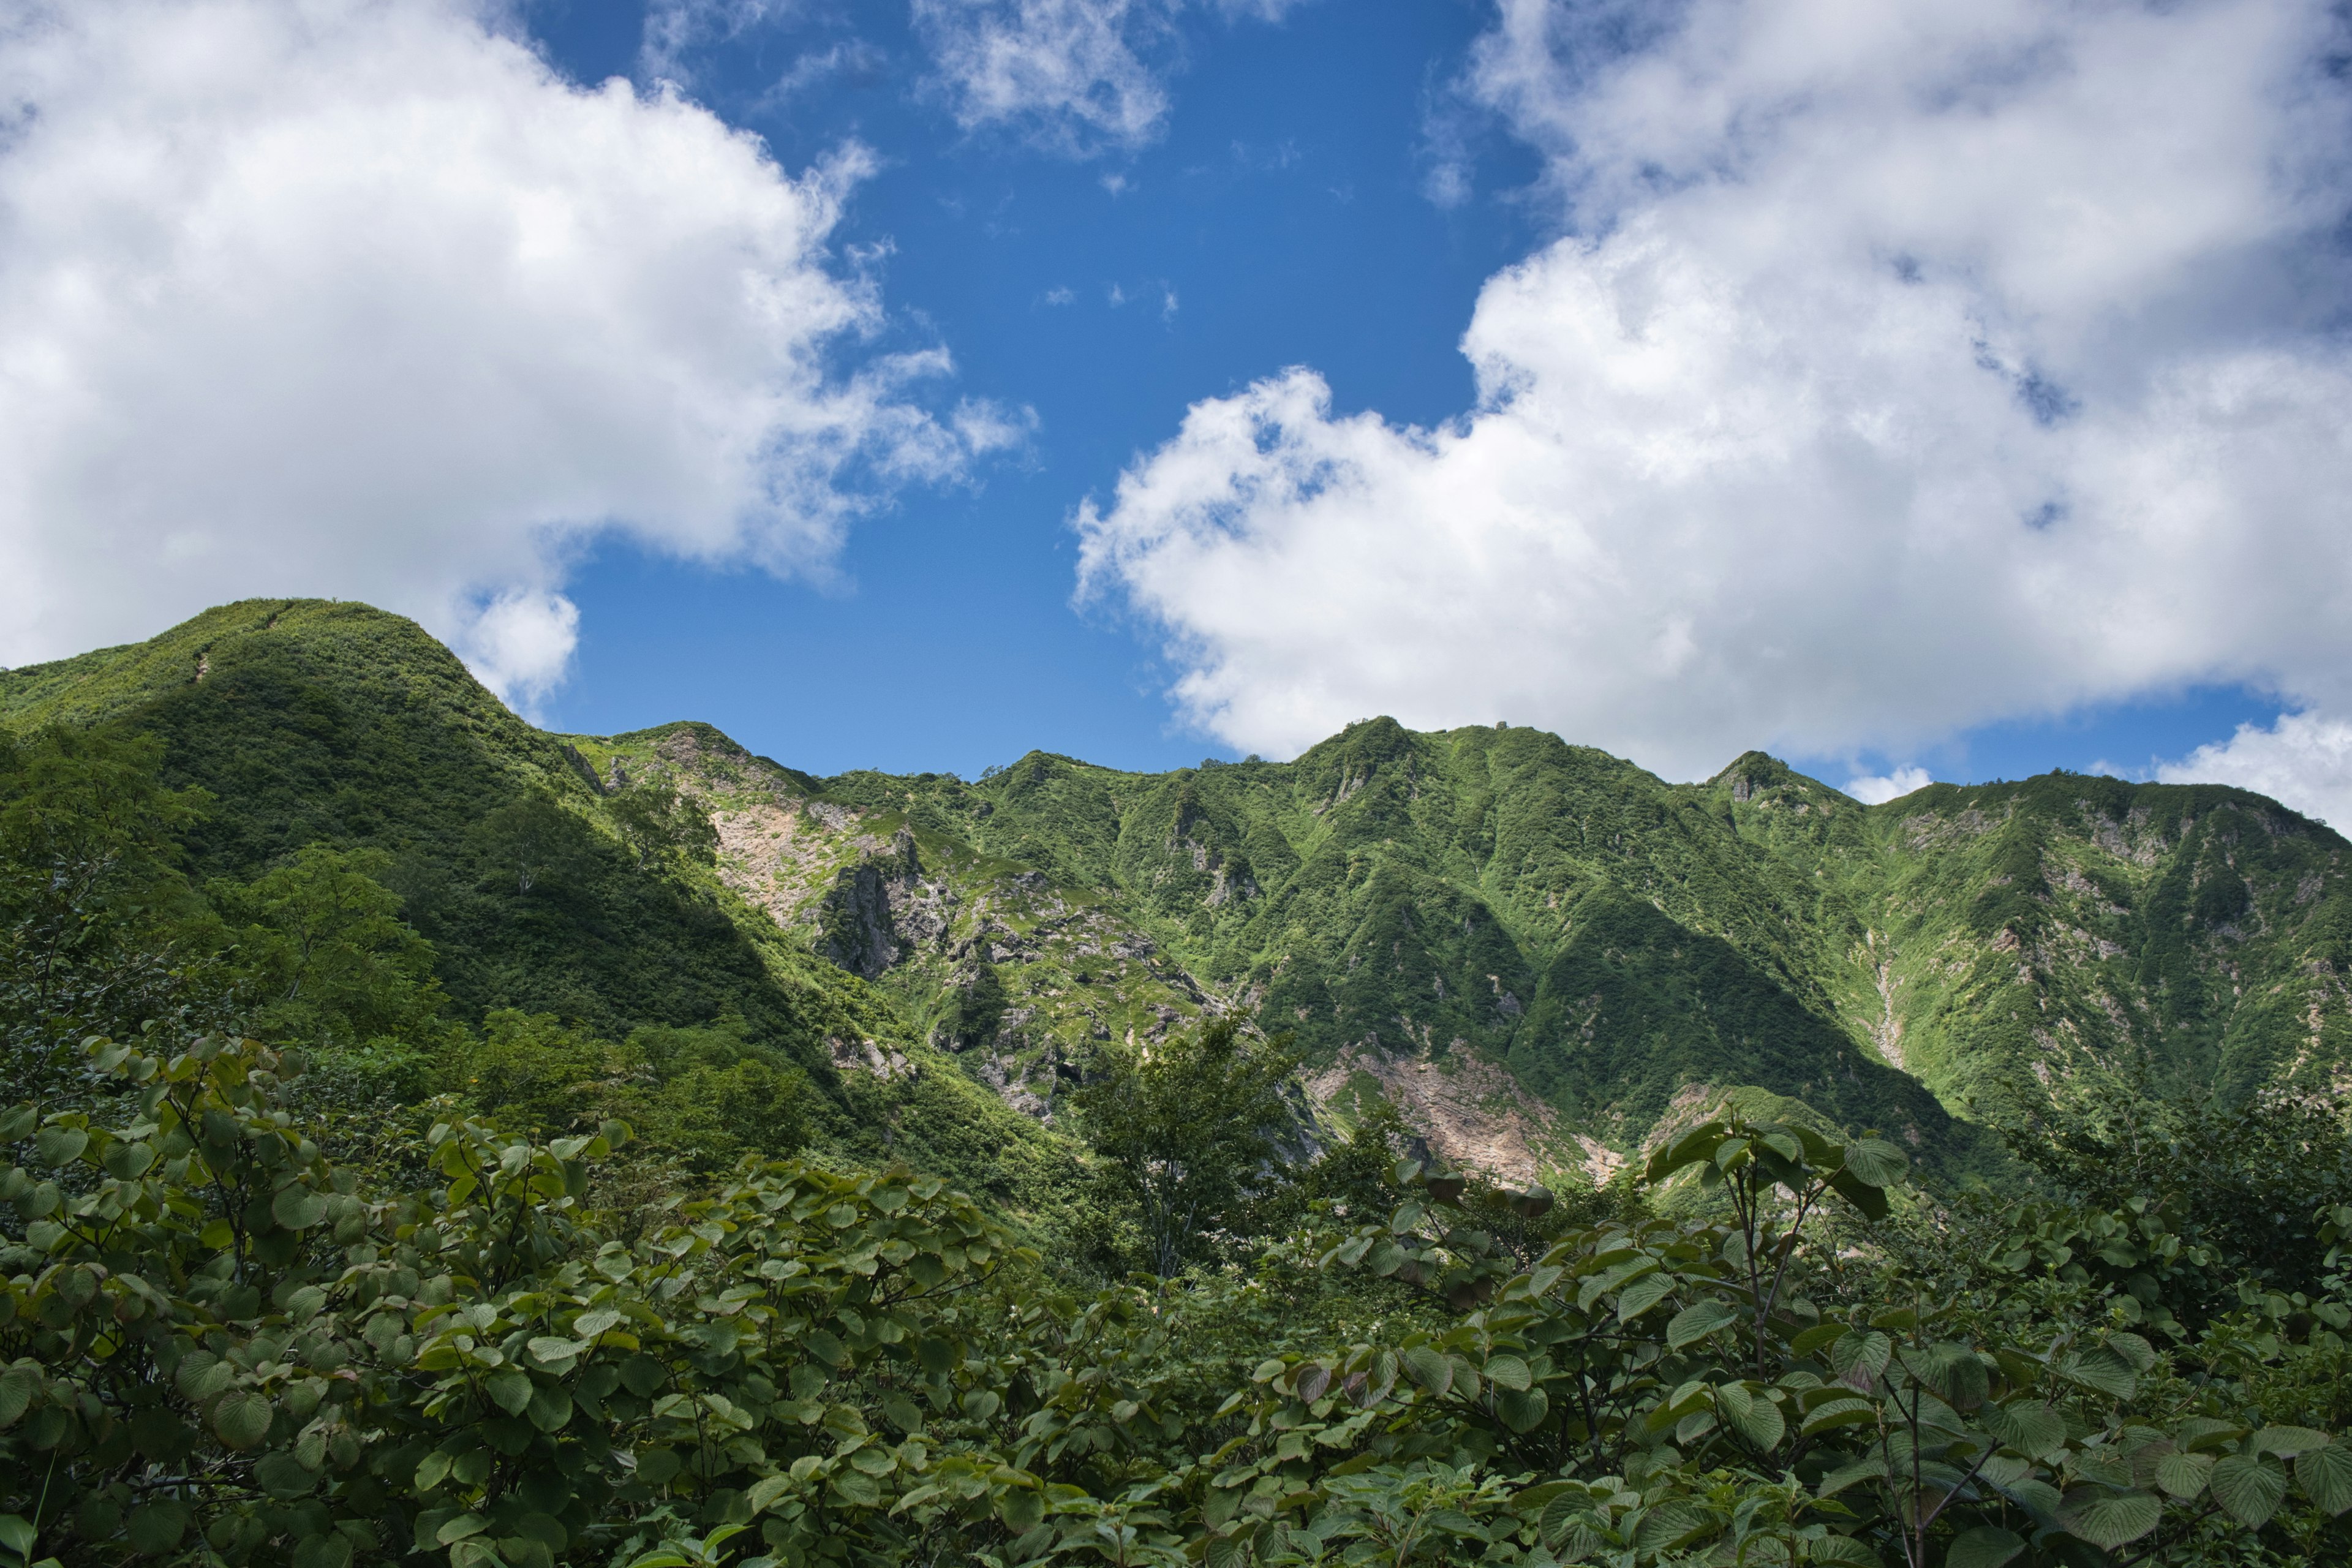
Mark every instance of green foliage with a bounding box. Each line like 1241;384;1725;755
209;844;451;1055
0;600;1091;1221
608;780;718;874
1074;1019;1302;1278
0;1016;2349;1567
453;1011;810;1167
0;726;214;1096
1994;1072;2352;1307
16;599;2352;1567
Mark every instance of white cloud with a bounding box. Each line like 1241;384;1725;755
1077;0;2352;777
0;0;1014;704
458;589;582;715
914;0;1177;149
1844;766;1932;806
640;0;795;88
911;0;1311;152
2159;711;2352;827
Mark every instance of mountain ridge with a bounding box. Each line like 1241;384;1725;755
10;598;2350;1190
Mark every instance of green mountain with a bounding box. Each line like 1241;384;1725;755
10;599;2350;1188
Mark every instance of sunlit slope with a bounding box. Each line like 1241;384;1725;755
0;600;1087;1216
1691;756;2352;1119
16;600;2347;1184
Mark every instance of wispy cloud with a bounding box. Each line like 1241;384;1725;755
910;0;1313;154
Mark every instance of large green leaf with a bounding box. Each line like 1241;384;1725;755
1538;1494;1586;1548
1667;1299;1740;1350
1983;1400;2067;1459
33;1127;87;1167
1819;1457;1888;1498
1830;1330;1892;1390
254;1452;315;1499
1827;1169;1890;1221
125;1502;189;1556
1646;1125;1728;1183
2062;1346;2138;1400
1495;1387;1550;1434
2253;1424;2331;1457
1618;1273;1675;1322
1482;1354;1531;1392
271;1183;326;1231
1633;1500;1714;1554
1800;1398;1878;1437
2209;1453;2289;1528
1403;1346;1452;1396
1944;1526;2024;1568
1841;1139;1909;1188
2056;1488;2162;1550
486;1371;533;1415
1716;1384;1786;1452
2296;1441;2352;1515
212;1391;273;1450
2153;1451;2213;1500
0;1369;32;1428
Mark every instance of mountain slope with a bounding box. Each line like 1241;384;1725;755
13;600;2350;1193
0;600;1089;1218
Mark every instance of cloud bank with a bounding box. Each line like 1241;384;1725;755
1077;0;2352;785
0;0;1012;705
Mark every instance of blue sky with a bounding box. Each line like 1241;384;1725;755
530;0;1546;779
527;0;2297;790
2;0;2345;815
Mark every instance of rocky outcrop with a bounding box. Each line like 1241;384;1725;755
818;830;953;980
820;859;903;979
1306;1040;1569;1188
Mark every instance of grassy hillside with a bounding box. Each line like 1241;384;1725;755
14;599;2347;1194
0;600;1089;1221
1696;760;2352;1118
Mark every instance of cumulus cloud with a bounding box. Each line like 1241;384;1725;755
459;590;583;715
911;0;1311;151
2159;712;2352;827
1078;0;2352;777
0;0;1015;703
1844;767;1933;806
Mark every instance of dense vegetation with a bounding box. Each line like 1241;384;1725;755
0;601;1087;1224
13;601;2350;1194
7;605;2352;1566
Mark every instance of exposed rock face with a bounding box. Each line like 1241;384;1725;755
1307;1040;1566;1188
818;830;955;981
820;859;903;979
819;832;910;978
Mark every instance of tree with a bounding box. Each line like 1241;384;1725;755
209;843;448;1052
0;725;213;1102
1075;1018;1301;1278
470;794;586;895
607;778;717;874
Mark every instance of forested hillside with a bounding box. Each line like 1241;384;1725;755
0;599;1086;1221
9;600;2349;1190
7;599;2352;1568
